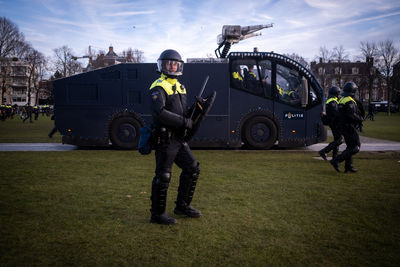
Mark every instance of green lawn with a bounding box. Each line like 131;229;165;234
0;115;61;143
0;112;399;144
1;150;399;266
360;113;400;142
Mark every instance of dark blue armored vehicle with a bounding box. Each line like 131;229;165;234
53;25;326;149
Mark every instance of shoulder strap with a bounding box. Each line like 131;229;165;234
326;97;338;104
338;96;356;105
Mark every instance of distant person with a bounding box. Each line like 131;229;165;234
244;65;263;95
283;77;300;105
365;103;375;121
0;104;4;121
33;105;40;120
22;104;33;123
48;114;58;138
319;86;342;160
330;82;364;173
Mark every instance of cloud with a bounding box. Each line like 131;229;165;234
4;0;400;65
103;10;156;17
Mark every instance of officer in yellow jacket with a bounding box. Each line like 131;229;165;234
231;65;244;88
330;82;363;173
319;86;342;160
149;49;201;225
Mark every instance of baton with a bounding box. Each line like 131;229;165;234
189;75;209;120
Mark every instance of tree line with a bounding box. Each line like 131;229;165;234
310;42;399;114
0;17;144;105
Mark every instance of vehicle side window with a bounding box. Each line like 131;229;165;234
230;59;263;97
276;64;302;107
258;60;272;98
309;84;318;105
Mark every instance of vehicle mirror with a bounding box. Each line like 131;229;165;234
301;77;309;108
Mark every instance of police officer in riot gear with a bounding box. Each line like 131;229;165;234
149;49;201;225
319;86;342;160
330;82;363;173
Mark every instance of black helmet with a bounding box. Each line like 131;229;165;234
342;82;358;96
157;49;184;76
328;86;340;97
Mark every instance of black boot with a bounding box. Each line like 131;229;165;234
330;158;340;172
319;141;337;160
150;213;177;225
150;173;177;225
174;204;201;217
174;165;201;218
332;147;338;160
318;150;327;161
344;167;358;173
344;159;357;173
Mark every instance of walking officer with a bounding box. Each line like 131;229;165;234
319;86;342;160
149;49;201;225
330;82;364;173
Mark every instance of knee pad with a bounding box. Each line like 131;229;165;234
159;172;171;182
187;161;200;175
192;161;200;175
153;172;171;187
182;161;200;179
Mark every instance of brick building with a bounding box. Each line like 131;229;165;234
1;57;36;105
87;46;138;71
310;57;386;104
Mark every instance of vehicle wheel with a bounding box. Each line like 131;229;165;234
242;116;277;149
110;116;141;149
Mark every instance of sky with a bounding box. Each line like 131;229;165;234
1;0;400;65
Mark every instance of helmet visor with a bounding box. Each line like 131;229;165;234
157;59;184;76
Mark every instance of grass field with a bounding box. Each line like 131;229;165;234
0;115;61;143
360;113;400;142
0;112;399;144
1;150;400;266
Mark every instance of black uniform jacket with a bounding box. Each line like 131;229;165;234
338;98;364;127
150;84;188;132
326;98;339;125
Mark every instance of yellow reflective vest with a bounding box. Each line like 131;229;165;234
338;96;356;105
326;96;339;104
149;74;186;95
232;72;243;81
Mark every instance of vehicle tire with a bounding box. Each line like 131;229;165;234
110;116;141;149
242;116;277;149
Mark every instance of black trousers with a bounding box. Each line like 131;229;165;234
151;137;198;215
155;138;197;175
337;125;360;168
321;123;342;157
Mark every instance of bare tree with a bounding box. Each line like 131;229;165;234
53;45;82;77
284;53;309;68
377;39;399;115
331;45;349;88
33;54;48;105
360;41;378;58
122;47;144;63
359;41;378;105
0;17;28;58
0;17;30;104
312;46;333;92
318;46;332;63
23;46;47;105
